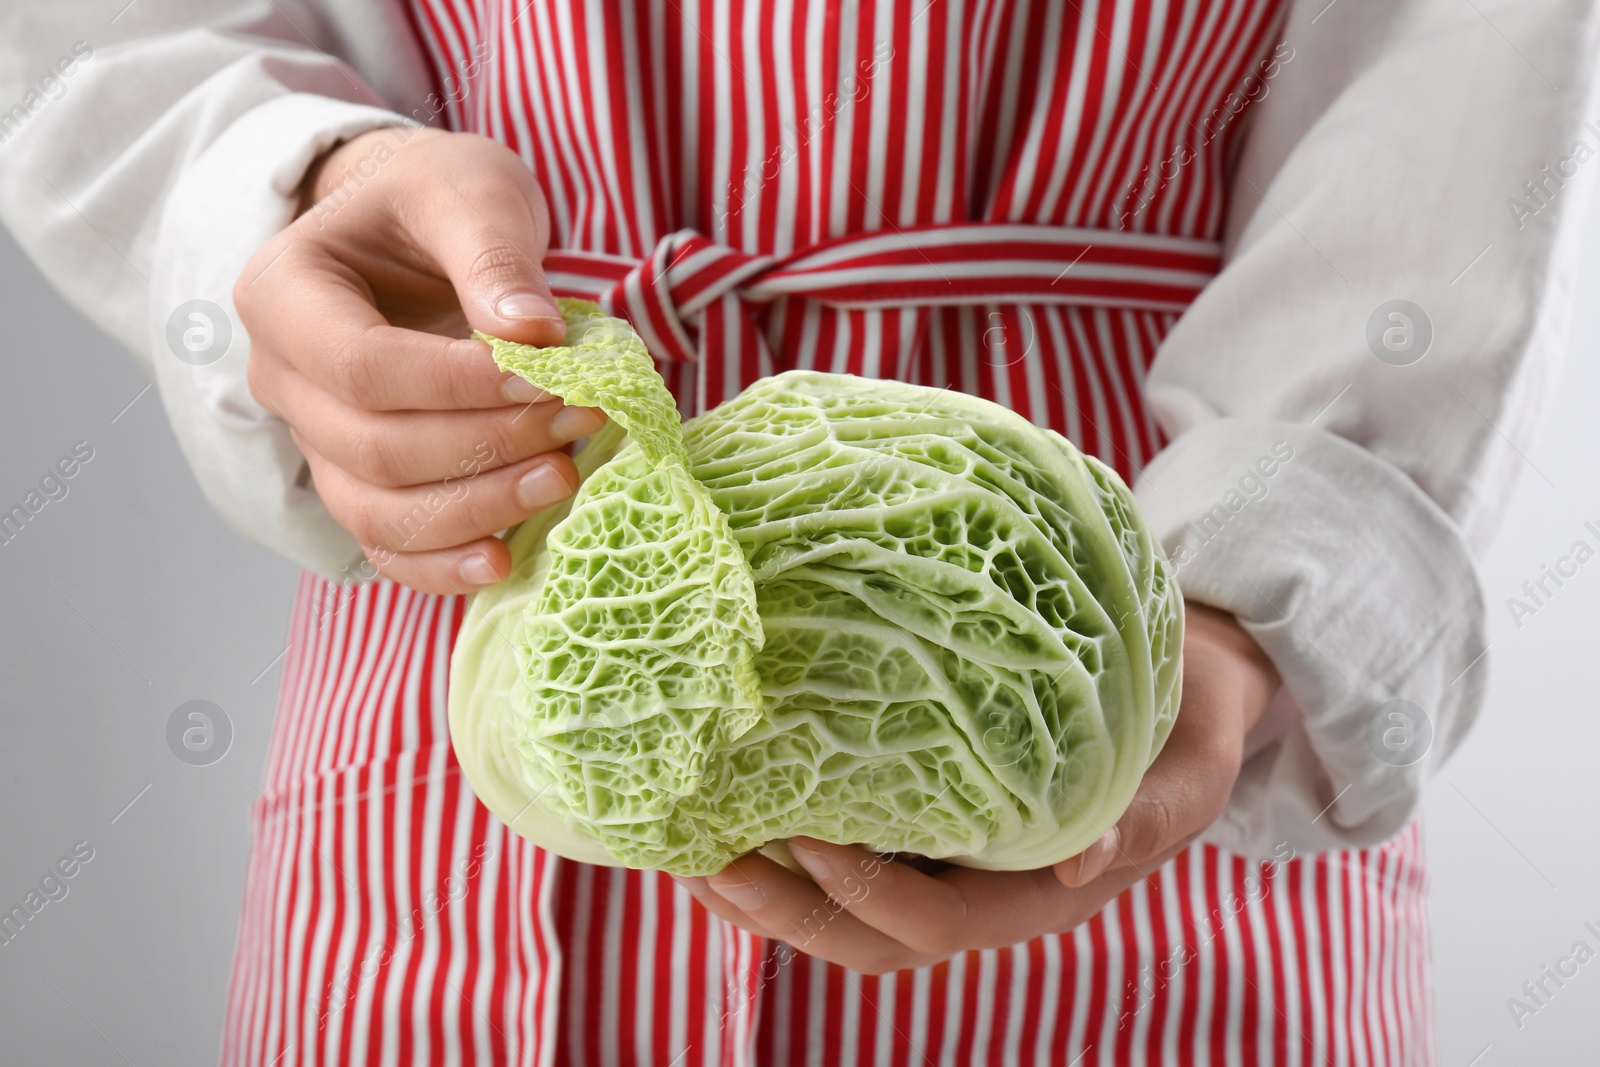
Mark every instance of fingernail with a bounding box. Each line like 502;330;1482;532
1081;828;1120;883
551;405;607;441
788;842;833;881
459;553;500;586
501;376;548;404
707;874;765;910
495;293;562;321
516;463;575;510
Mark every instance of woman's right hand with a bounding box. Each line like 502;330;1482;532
234;126;606;594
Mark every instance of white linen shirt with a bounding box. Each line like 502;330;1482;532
3;0;1597;858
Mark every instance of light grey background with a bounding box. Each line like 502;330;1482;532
1;207;1597;1064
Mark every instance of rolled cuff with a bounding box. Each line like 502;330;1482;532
1134;418;1489;857
148;92;415;581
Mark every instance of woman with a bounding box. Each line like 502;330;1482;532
2;0;1594;1062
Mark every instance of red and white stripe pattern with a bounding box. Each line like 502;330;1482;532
222;0;1439;1063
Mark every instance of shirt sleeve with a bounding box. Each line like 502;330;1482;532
1137;0;1600;856
0;0;432;579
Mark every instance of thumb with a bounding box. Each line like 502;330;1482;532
1051;803;1202;889
1054;686;1245;889
1053;824;1126;889
412;153;566;347
1054;607;1270;890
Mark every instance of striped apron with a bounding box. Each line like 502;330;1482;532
221;1;1436;1063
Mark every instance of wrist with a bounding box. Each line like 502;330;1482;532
296;125;443;216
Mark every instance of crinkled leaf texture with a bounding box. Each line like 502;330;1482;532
449;298;1183;877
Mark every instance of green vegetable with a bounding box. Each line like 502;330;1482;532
448;299;1183;876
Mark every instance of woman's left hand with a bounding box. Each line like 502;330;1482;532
677;604;1281;975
